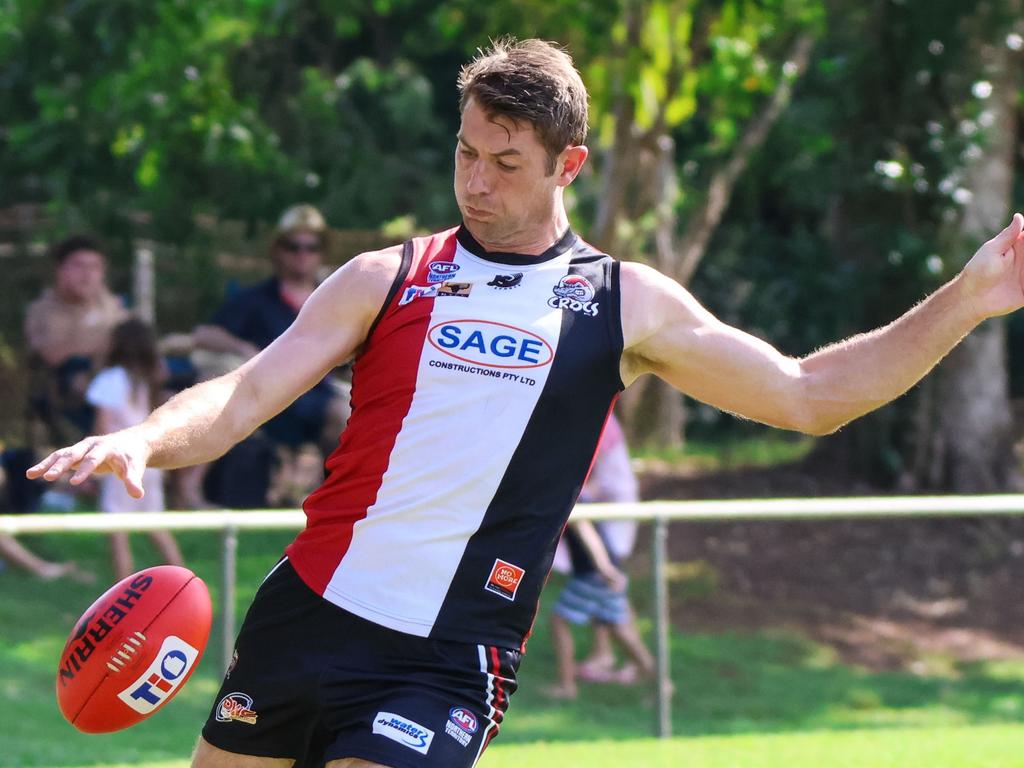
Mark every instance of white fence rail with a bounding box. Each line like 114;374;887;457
4;494;1024;739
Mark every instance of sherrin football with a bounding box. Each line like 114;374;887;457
56;565;212;733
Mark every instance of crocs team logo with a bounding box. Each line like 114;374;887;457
548;275;599;316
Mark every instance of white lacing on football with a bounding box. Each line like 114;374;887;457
105;632;147;673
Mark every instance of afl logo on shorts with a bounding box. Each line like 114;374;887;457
446;707;478;747
428;261;461;283
485;558;526;601
449;707;478;734
548;275;599;316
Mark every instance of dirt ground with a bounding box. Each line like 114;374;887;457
639;460;1024;671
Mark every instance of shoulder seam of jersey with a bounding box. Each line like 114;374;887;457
364;239;414;344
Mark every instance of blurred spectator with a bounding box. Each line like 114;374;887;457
191;204;349;507
86;318;184;580
547;518;654;700
24;235;127;447
0;534;93;582
575;414;642;682
547;414;653;699
0;453;93;581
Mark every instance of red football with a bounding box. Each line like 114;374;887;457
56;565;212;733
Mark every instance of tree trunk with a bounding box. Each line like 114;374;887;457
675;33;814;286
592;0;642;252
916;4;1022;491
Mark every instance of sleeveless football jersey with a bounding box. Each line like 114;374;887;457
285;224;623;649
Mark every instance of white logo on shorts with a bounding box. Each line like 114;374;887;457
372;711;434;755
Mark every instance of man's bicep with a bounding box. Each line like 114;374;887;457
623;264;808;431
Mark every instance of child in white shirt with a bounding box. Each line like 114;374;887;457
86;318;184;580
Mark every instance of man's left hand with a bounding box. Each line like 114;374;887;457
960;212;1024;319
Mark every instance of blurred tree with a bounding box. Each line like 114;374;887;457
0;0;457;247
913;0;1022;491
690;0;1023;490
582;0;823;448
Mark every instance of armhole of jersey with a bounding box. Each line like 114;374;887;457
607;258;625;391
364;239;414;344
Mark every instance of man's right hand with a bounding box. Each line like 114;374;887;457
26;429;152;499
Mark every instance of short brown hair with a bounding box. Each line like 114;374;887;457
51;234;104;266
457;38;589;175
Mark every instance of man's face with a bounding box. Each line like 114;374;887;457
454;98;564;248
275;230;323;282
55;249;106;303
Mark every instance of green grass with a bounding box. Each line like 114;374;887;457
3;529;1024;767
633;434;816;470
485;726;1024;767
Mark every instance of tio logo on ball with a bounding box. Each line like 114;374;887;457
117;635;199;714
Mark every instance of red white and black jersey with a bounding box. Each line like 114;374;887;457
285;224;623;650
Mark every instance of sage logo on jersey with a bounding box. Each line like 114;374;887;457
446;707;478;747
485;558;526;600
548;274;600;316
427;261;461;283
116;635;199;714
428;319;554;369
215;691;258;724
373;711;434;755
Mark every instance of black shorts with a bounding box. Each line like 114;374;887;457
202;558;519;768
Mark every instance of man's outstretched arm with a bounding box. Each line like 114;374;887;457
621;214;1024;436
27;248;401;498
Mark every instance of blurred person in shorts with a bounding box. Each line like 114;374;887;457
547;414;652;699
28;37;1024;768
547;513;655;700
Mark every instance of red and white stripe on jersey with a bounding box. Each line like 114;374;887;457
286;225;623;648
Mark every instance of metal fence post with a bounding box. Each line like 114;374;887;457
221;525;239;673
652;514;672;738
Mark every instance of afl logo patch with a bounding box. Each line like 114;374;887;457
548;275;599;316
427;262;461;283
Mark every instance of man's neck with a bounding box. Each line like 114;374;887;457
53;286;91;305
465;210;571;256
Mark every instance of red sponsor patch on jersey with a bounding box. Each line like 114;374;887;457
485;559;525;601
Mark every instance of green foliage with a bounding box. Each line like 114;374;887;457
688;0;1024;470
0;0;459;245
